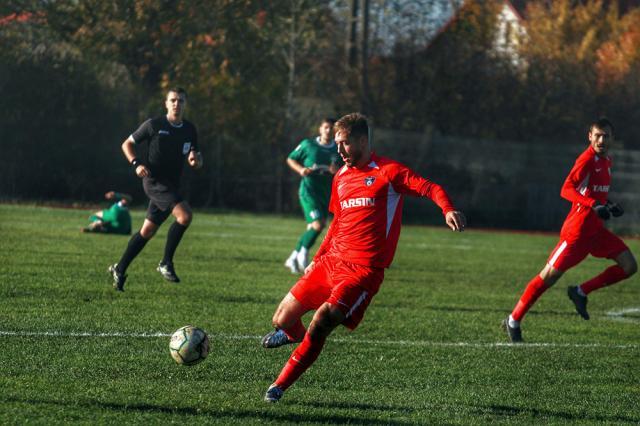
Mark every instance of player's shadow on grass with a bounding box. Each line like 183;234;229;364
4;396;412;425
471;403;638;423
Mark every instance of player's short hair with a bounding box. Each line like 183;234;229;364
320;117;336;126
335;113;369;140
590;117;614;136
166;87;188;99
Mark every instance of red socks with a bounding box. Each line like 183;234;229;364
580;265;627;295
511;275;549;322
283;320;306;342
274;332;326;390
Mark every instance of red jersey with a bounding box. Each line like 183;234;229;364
314;153;456;268
560;146;612;238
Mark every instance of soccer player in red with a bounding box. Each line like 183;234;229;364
503;118;637;343
261;113;466;402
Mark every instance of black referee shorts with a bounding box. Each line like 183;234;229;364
142;177;184;225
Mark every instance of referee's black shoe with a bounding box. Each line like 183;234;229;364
157;261;180;283
108;264;126;292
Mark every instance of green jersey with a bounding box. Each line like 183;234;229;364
288;137;341;204
101;202;132;235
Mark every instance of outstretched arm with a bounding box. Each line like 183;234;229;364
390;164;465;231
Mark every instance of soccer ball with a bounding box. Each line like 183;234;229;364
169;325;209;366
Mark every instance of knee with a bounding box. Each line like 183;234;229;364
539;265;563;287
617;251;637;277
272;300;296;329
176;211;193;226
139;228;156;239
624;259;637;277
307;320;330;339
139;224;158;239
308;306;341;338
310;220;325;232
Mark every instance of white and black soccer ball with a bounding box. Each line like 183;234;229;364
169;325;209;366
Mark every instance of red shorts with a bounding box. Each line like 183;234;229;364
290;254;384;330
547;227;628;272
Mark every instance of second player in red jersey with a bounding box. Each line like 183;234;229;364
261;113;466;403
503;118;637;343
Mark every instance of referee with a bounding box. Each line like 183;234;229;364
109;87;203;291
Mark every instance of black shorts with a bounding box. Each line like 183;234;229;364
143;177;184;225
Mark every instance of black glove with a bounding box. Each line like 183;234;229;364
593;203;610;220
606;200;624;218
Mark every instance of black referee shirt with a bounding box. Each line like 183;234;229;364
131;116;199;186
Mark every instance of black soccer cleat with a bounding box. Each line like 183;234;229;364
567;286;590;320
501;318;523;343
157;261;180;283
108;264;126;292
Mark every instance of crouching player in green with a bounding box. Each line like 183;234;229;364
83;191;132;235
284;118;342;273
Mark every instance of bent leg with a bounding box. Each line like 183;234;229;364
274;303;344;391
511;264;564;323
580;250;637;295
162;202;192;265
117;219;158;273
272;292;309;341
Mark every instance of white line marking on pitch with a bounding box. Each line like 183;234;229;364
0;331;637;349
605;307;640;324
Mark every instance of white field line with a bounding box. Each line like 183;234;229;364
605;307;640;324
0;330;637;350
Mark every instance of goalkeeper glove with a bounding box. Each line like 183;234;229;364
606;200;624;218
593;203;611;220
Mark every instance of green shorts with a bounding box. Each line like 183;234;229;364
299;194;328;223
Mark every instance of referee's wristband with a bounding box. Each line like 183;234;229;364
131;159;142;168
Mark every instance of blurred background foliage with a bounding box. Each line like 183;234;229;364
2;0;640;229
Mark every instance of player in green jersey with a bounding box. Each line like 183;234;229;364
284;118;341;273
83;191;132;235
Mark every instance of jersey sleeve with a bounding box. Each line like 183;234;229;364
130;119;154;144
389;162;456;215
560;154;596;207
287;140;306;162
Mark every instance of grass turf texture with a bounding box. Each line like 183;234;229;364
0;204;638;424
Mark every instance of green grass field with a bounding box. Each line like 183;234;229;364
0;204;639;424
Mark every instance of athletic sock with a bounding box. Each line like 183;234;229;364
286;250;298;263
274;332;326;391
283;320;306;342
300;228;321;249
296;247;309;268
163;222;188;264
508;315;520;329
580;265;627;295
117;232;149;274
511;275;549;322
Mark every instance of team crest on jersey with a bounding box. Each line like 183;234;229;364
182;142;192;154
364;176;376;186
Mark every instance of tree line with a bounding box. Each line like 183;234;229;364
1;0;639;227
